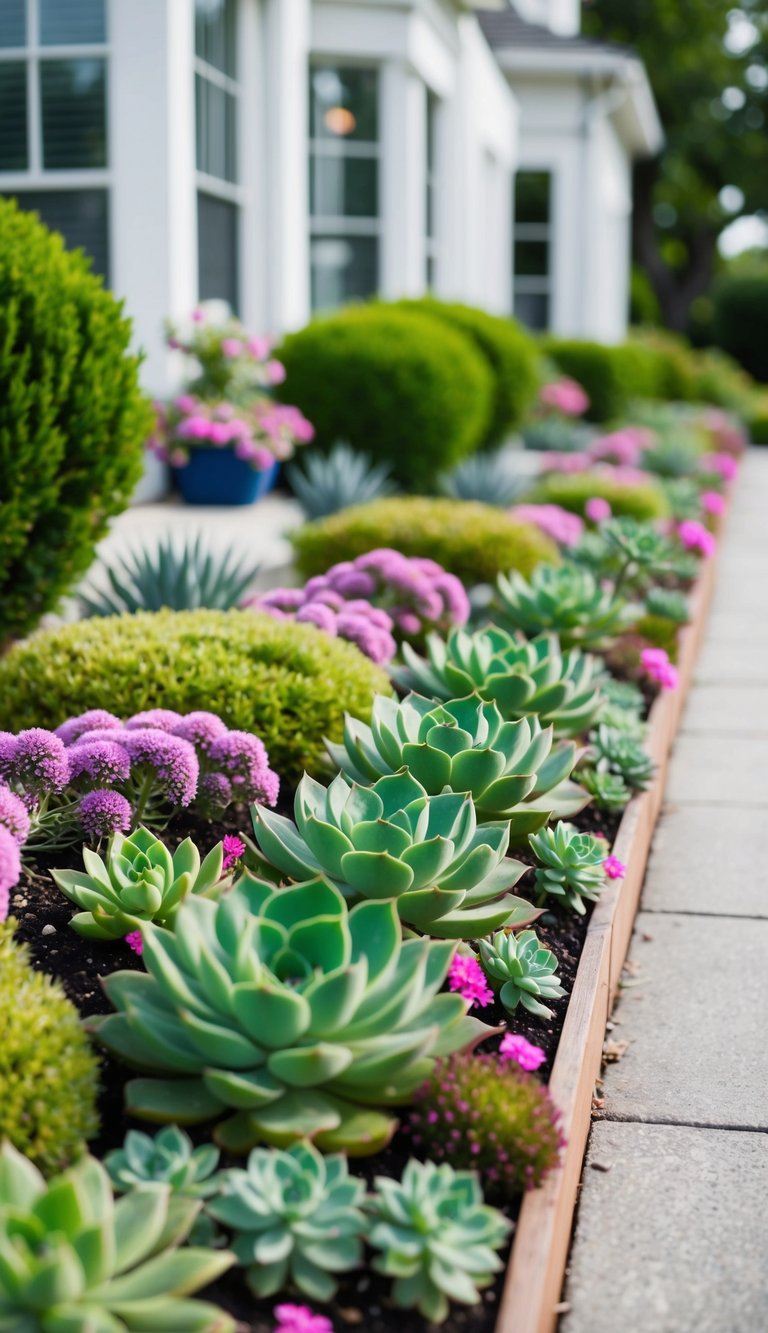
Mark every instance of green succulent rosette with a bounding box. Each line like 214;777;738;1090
252;769;535;938
478;928;566;1019
326;691;587;837
394;626;604;738
90;877;499;1156
495;563;640;649
589;724;656;791
52;825;227;940
529;821;607;915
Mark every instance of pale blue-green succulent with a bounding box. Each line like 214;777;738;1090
105;1126;224;1199
589;725;656;791
478;929;565;1019
495;563;639;649
529;821;607;914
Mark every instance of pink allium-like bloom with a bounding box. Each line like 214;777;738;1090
701;452;738;482
191;307;205;323
273;1304;334;1333
120;729;199;806
11;729;70;794
199;772;234;811
539;377;589;417
125;710;184;733
335;611;398;666
78;789;133;840
208;732;279;806
0;732;17;779
67;740;132;787
266;359;287;385
448;953;494;1009
585;497;612;524
295;602;339;635
0;824;21;918
509;503;585;548
221;337;242;358
0;783;31;846
603;855;626;880
171;711;229;755
56;710;122;746
700;490;726;517
125;930;144;955
678;519;716;558
247;335;271;360
222;834;246;870
326;568;378;599
641;647;680;691
499;1034;546;1072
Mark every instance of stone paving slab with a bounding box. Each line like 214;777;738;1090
710;574;768;613
603;912;768;1127
693;641;768;685
682;684;768;735
701;609;768;644
666;735;768;804
642;805;768;916
561;1121;768;1333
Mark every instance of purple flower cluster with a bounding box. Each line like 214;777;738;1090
149;396;313;472
587;427;652;468
539;378;590;417
79;789;133;839
0;825;21;919
0;784;31;846
508;503;584;549
702;408;747;457
0;729;70;797
208;732;280;806
249;548;469;665
121;729;200;807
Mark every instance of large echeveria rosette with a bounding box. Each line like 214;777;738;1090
251;769;535;938
89;878;499;1155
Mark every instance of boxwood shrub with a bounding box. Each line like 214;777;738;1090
0;921;99;1173
0;610;390;783
395;298;540;445
291;496;559;586
712;274;768;383
525;471;670;522
276;305;493;490
0;197;151;649
542;337;665;421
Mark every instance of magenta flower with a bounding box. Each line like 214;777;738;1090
78;789;132;840
121;729;199;806
678;519;716;558
585;496;612;523
0;783;31;846
222;834;246;870
499;1034;546;1072
67;740;132;787
0;825;21;918
701;452;738;482
266;359;287;385
641;647;679;691
603;855;626;880
273;1305;334;1333
208;732;279;806
539;377;589;417
509;503;584;548
124;930;144;956
700;490;726;517
448;953;494;1009
56;710;122;746
10;729;70;794
247;335;271;360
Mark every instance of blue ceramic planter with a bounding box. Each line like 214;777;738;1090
174;449;279;506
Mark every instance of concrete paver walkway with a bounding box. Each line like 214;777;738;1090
561;451;768;1333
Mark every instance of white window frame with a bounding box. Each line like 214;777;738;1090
513;167;554;329
194;0;246;313
425;87;440;289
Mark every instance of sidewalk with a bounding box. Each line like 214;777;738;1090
560;450;768;1333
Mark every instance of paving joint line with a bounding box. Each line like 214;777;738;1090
637;907;768;921
599;1114;768;1134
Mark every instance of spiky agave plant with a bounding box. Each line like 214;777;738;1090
286;441;396;520
394;626;604;738
438;453;527;507
495;563;639;649
326;691;587;837
89;877;500;1155
80;533;261;616
0;1141;234;1332
252;769;536;938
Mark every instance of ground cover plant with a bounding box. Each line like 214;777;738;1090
2;382;729;1333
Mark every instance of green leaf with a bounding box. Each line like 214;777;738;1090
340;849;414;897
232;981;311;1046
267;1042;353;1087
125;1078;225;1124
202;1067;284;1110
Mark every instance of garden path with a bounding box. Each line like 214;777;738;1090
560;449;768;1333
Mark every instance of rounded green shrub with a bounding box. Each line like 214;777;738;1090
524;471;670;523
0;920;99;1173
748;407;768;445
688;347;754;411
0;197;151;649
627;329;699;402
712;274;768;383
541;339;635;421
0;610;390;784
395;298;539;445
291;497;559;587
276;306;493;490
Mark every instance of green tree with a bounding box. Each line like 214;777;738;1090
583;0;768;331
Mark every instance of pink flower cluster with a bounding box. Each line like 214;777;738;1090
500;1034;547;1071
508;503;584;548
249;549;469;665
585;496;612;523
701;452;738;483
448;953;494;1009
678;519;716;558
702;409;747;457
539;377;590;417
273;1305;334;1333
588;427;653;468
603;854;626;880
700;490;725;517
0;782;30;918
641;647;679;692
148;395;313;471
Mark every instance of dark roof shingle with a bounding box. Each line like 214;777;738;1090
476;7;630;59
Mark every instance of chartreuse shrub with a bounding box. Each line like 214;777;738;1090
366;1158;510;1323
0;921;99;1173
0;197;150;648
292;497;558;586
252;770;533;938
277;306;493;489
0;1140;234;1332
395;298;539;444
525;470;670;523
407;1054;562;1201
327;693;587;836
91;877;496;1155
0;610;390;784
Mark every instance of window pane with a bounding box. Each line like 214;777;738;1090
40;0;106;45
311;67;378;143
41;58;107;168
195;0;236;77
515;171;551;225
195;74;237;183
0;61;27;168
514;288;549;332
514;238;550;277
198;191;239;313
310;153;377;219
311;234;378;311
5;189;109;279
0;0;24;48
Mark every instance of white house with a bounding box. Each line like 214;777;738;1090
0;0;660;415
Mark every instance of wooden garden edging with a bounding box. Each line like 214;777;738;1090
494;528;723;1333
